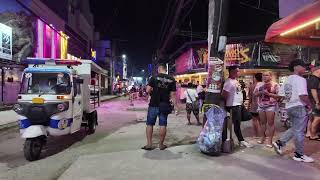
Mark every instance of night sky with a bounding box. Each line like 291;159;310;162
90;0;170;76
90;0;279;76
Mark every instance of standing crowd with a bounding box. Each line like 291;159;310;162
141;61;319;163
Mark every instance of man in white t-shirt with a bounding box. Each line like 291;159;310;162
184;83;201;125
222;66;252;148
274;59;314;163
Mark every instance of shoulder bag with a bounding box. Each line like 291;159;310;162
186;90;199;111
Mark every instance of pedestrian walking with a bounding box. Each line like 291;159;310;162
222;66;253;148
185;83;202;126
254;71;280;147
274;59;314;163
306;62;320;141
197;83;205;113
142;64;178;151
248;73;263;138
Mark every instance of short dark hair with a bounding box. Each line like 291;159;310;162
228;66;238;73
187;82;193;88
289;59;306;72
255;73;262;82
158;63;166;70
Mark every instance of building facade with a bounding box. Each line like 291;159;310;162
40;0;95;60
0;0;70;105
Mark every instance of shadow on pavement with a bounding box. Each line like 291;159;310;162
41;129;88;158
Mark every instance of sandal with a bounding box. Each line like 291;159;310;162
305;134;311;138
159;145;168;150
187;122;192;125
196;122;202;126
141;145;153;151
309;136;320;141
257;138;266;144
266;144;273;148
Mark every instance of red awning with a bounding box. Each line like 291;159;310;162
265;0;320;47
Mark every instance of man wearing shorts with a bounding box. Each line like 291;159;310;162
142;64;178;151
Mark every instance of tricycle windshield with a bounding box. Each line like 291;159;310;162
20;72;71;95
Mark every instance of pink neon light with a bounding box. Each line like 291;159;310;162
175;49;191;74
35;18;66;59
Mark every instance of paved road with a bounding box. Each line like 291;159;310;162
0;97;146;170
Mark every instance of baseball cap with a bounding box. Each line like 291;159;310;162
288;59;307;72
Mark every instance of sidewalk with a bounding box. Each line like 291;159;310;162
1;105;320;180
57;111;320;180
0;110;18;130
59;145;319;180
0;95;121;131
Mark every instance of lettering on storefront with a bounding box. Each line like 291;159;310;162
225;44;251;66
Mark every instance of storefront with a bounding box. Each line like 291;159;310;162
173;41;208;85
265;0;320;61
173;40;297;87
0;0;69;105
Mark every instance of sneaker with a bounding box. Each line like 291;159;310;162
240;141;253;148
273;140;283;155
292;152;314;163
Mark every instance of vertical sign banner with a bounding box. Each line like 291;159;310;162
0;23;12;60
207;57;224;93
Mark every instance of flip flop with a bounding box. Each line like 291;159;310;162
266;144;273;148
141;145;153;151
309;136;320;141
196;122;202;126
187;122;192;125
159;145;168;150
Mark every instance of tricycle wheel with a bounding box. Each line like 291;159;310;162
23;137;44;161
88;111;97;134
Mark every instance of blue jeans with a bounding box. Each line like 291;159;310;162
279;106;308;155
146;107;168;126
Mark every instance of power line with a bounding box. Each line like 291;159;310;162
157;0;175;47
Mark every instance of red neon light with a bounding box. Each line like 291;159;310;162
55;60;82;65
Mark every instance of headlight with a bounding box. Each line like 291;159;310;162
13;104;23;113
57;103;66;112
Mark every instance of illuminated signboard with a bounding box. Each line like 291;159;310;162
224;44;252;66
91;48;96;61
0;23;12;60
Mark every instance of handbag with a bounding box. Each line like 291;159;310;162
223;110;234;153
186;90;199;111
159;102;174;115
241;105;252;122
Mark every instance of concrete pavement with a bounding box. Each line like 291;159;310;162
59;145;320;180
0;110;18;130
0;99;319;179
56;107;320;180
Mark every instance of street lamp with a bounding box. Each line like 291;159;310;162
122;54;126;59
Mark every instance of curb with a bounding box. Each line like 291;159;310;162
0;96;122;131
0;106;13;112
0;121;18;131
100;95;123;102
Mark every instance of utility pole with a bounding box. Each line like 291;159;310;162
204;0;230;109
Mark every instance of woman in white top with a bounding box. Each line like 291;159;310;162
184;83;201;125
